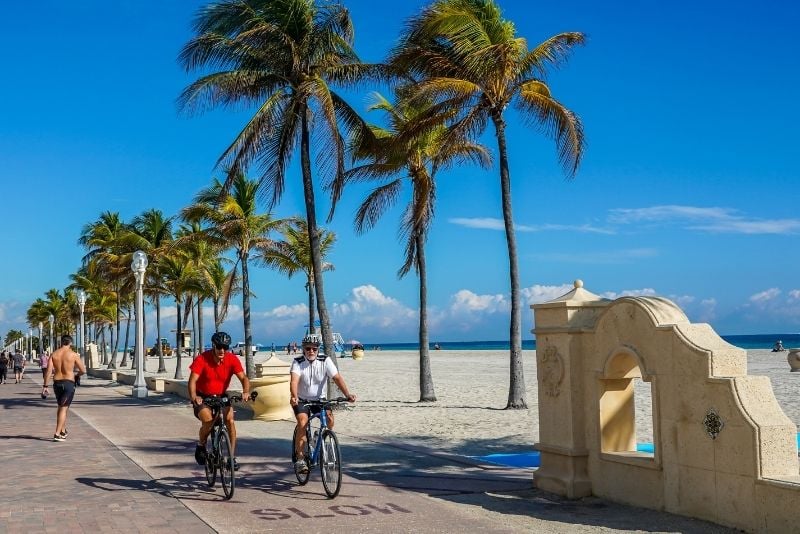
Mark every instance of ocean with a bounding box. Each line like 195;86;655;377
355;334;799;351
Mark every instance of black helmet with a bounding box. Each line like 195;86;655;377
211;331;232;348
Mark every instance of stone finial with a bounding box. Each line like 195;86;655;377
574;279;584;289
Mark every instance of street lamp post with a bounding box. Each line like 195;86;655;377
77;290;87;369
48;314;54;353
28;328;32;360
38;322;43;357
131;250;148;398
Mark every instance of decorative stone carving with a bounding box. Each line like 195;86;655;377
540;346;565;397
703;408;724;440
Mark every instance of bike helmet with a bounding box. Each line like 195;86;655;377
301;333;322;346
211;331;232;349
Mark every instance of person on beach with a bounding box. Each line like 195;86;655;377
43;335;86;441
290;333;356;473
0;351;8;384
187;331;250;471
12;350;25;383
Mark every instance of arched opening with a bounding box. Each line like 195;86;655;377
599;349;655;457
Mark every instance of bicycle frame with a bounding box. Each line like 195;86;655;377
304;407;329;467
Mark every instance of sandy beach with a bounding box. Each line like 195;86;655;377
123;346;799;458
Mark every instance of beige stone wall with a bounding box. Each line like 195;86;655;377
533;281;800;532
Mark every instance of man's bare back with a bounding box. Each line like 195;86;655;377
48;345;86;382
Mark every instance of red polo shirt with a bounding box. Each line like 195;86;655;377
189;350;244;396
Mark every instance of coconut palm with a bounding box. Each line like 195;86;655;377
347;89;489;402
390;0;585;408
160;252;199;380
256;218;335;337
181;172;287;378
178;0;377;364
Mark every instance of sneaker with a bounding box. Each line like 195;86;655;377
59;429;69;438
294;459;309;473
53;434;65;442
194;444;207;466
233;457;240;471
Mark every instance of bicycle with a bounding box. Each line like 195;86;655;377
202;391;256;500
291;397;349;498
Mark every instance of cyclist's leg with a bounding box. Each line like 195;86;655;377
294;412;309;459
223;406;236;455
194;404;214;446
326;408;334;430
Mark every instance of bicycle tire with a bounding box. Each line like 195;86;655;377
320;429;342;498
204;428;217;487
292;424;311;485
218;427;235;500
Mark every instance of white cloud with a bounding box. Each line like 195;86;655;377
600;288;658;299
449;289;508;313
448;217;613;234
609;205;800;235
790;290;800;300
749;288;781;304
521;284;574;303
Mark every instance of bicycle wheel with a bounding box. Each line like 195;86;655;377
320;429;342;498
292;424;311;485
218;428;235;500
204;428;217;487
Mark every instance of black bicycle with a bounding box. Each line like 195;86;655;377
291;397;349;498
202;391;256;500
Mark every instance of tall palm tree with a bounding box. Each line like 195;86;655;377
256;218;335;336
347;89;490;402
390;0;585;408
178;0;376;364
160;253;198;380
182;173;287;378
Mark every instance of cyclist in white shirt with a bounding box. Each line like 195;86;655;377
290;333;356;473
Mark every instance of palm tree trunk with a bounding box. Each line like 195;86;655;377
213;298;220;332
241;252;255;378
306;279;315;335
300;110;337;377
174;301;184;380
197;297;204;358
120;308;131;367
417;233;436;402
493;112;526;409
156;296;165;373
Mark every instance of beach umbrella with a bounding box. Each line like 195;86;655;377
346;339;361;345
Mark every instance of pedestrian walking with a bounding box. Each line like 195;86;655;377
42;335;86;441
0;351;8;384
12;350;25;383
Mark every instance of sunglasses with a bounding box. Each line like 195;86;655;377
303;346;319;351
213;344;229;351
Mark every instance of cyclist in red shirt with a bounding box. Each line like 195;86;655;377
188;331;250;471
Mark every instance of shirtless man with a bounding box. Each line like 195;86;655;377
43;335;86;442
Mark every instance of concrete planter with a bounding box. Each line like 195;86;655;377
351;348;364;360
251;356;293;421
788;349;800;372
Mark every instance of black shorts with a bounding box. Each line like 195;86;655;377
293;399;325;417
13;367;23;373
192;393;228;419
53;380;76;407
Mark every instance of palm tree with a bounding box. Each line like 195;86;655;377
181;173;287;378
256;218;335;336
160;253;198;380
347;89;490;402
390;0;585;408
131;209;174;373
178;0;376;365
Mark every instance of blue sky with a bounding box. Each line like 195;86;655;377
1;0;799;345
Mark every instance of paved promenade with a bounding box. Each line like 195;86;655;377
0;369;735;533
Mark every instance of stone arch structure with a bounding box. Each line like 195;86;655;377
532;281;800;532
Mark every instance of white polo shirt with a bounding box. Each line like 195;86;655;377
290;355;339;400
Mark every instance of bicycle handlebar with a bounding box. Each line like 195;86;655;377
299;397;350;408
202;391;258;408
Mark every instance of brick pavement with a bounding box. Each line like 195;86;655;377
0;374;212;534
1;370;737;533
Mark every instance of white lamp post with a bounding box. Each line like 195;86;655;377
38;321;43;357
131;250;148;398
28;328;32;360
78;290;87;369
48;313;54;353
